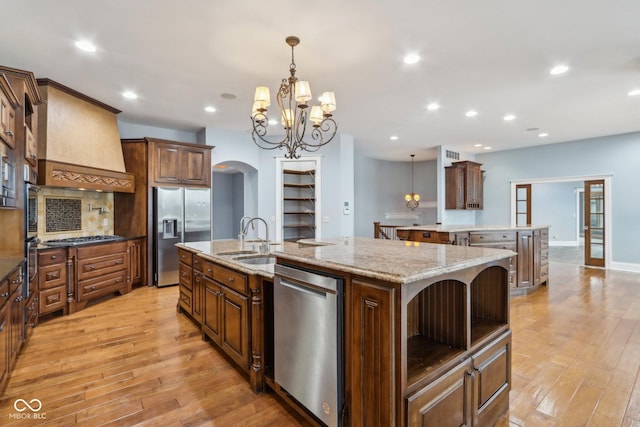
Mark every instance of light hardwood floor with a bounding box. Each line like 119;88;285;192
2;262;640;426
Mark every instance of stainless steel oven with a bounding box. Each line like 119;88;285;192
25;183;39;240
25;183;39;298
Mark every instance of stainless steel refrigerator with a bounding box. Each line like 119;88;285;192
153;187;211;287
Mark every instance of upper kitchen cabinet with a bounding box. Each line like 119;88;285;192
445;160;484;210
0;75;18;150
153;140;211;187
36;79;134;192
0;66;44;184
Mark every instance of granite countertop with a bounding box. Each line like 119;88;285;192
273;237;515;284
178;237;515;284
0;257;24;282
396;224;549;232
177;239;297;279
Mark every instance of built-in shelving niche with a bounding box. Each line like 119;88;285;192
406;265;508;388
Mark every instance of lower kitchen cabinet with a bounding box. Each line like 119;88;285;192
128;238;145;287
38;248;67;316
0;302;9;392
1;262;26;396
202;264;250;370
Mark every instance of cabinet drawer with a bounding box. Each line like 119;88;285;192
396;229;410;241
26;295;38;327
179;287;192;312
541;248;549;264
178;248;193;266
473;242;517;252
78;271;127;301
0;280;8;306
77;253;127;281
39;248;67;266
40;286;66;315
192;255;203;271
179;263;192;290
39;264;66;290
212;264;247;295
470;231;516;244
473;331;511;426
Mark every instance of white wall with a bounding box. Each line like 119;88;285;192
117;119;199;143
531;181;581;244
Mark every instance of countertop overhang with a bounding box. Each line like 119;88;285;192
396;224;549;232
178;237;515;284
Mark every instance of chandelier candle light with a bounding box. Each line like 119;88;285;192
251;36;338;159
405;154;420;209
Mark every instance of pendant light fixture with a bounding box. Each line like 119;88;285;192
405;154;420;209
251;36;338;159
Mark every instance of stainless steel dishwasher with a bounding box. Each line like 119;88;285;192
274;264;344;427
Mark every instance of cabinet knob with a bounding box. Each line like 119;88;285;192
228;277;234;283
51;255;57;260
116;259;123;265
6;130;14;137
90;265;96;270
207;268;212;273
115;278;122;283
31;154;36;159
90;286;96;291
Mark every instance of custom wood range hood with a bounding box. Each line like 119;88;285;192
36;79;134;193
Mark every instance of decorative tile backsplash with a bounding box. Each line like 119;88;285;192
38;188;114;240
45;198;82;232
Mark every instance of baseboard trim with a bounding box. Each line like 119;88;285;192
610;262;640;273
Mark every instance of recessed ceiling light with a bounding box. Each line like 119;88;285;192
75;40;96;52
390;136;399;140
539;133;549;138
122;91;138;99
503;114;516;121
268;119;278;125
220;93;237;100
526;127;540;131
426;103;440;111
465;110;478;117
204;106;216;113
403;53;420;65
628;89;640;96
474;144;483;147
550;65;569;75
483;146;492;150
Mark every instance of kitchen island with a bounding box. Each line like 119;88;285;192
396;224;549;295
177;237;514;426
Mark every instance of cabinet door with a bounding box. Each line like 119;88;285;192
466;165;483;209
0;303;9;392
533;229;542;286
0;91;16;149
192;270;203;324
351;279;395;427
407;359;474;427
25;125;37;167
129;239;143;286
220;286;249;369
181;147;210;186
517;231;534;287
473;331;511;427
10;284;25;365
203;277;222;345
154;143;182;184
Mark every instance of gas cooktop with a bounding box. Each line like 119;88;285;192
42;235;125;247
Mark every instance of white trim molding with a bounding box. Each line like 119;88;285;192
549;241;580;247
610;262;640;273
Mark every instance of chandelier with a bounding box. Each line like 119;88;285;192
251;36;338;159
405;154;420;209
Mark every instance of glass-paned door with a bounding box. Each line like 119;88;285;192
584;180;605;267
516;184;531;226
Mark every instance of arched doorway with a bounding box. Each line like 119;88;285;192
212;161;257;239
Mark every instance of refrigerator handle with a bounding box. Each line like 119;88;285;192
162;218;178;239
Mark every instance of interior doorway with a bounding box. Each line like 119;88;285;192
211;161;257;240
510;174;612;269
584;179;605;267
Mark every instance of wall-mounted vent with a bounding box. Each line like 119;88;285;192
446;150;460;160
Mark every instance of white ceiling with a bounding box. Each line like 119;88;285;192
2;0;639;161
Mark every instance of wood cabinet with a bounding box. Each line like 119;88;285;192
0;75;18;149
116;138;213;286
1;263;25;395
445;160;484;210
348;260;510;426
38;248;67;316
201;259;250;369
176;248;204;324
73;241;129;312
153;141;211;187
128;238;145;287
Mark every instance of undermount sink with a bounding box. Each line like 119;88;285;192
233;254;276;265
217;250;258;256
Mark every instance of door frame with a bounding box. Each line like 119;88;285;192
510;174;612;269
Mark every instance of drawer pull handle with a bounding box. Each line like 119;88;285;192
89;265;96;270
0;321;5;332
115;279;122;283
90;286;96;291
6;130;14;137
51;255;57;260
0;292;9;298
116;260;123;264
14;296;23;302
207;268;212;273
228;277;234;283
